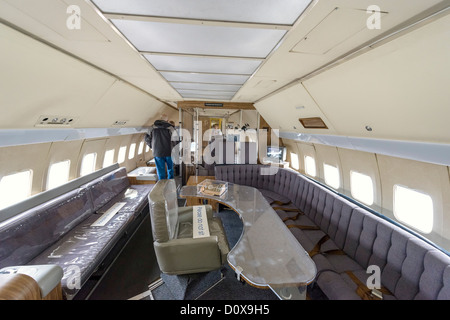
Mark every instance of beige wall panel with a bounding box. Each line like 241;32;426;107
117;135;135;172
338;148;382;209
85;80;167;128
44;140;84;190
303;14;450;143
0;23;169;129
377;155;450;240
255;82;336;135
147;107;179;127
76;139;108;176
296;142;316;177
0;143;51;195
281;139;299;170
0;23;116;129
128;134;147;168
144;142;154;162
315;144;343;191
103;136;124;168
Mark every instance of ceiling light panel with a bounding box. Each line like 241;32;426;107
93;0;312;25
111;20;286;58
160;72;249;85
91;0;312;102
181;93;236;100
144;54;261;75
178;88;236;95
170;82;242;92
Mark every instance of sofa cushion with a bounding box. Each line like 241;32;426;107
0;188;93;268
84;167;130;212
29;209;135;298
98;184;154;216
215;164;450;300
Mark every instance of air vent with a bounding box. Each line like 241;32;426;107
299;117;328;129
35;115;76;127
112;120;129;126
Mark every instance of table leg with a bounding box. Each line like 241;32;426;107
269;285;307;300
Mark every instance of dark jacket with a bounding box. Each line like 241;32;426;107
145;120;175;157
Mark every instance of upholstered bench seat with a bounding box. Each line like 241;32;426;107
215;164;450;300
0;165;154;299
29;209;135;298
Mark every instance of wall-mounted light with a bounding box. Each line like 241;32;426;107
365;125;373;131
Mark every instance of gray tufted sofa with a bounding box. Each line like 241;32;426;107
215;164;450;300
0;164;154;299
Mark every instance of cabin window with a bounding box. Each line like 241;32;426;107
0;170;32;210
80;153;97;176
118;146;127;164
304;156;316;177
394;185;433;234
47;160;70;190
103;149;115;168
323;164;340;189
290;152;299;170
138;141;144;155
350;171;374;205
145;144;150;153
128;143;136;160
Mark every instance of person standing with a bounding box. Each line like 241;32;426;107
145;114;175;180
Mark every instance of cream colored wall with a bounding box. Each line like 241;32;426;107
315;144;343;191
0;22;170;130
376;155;450;237
0;133;151;196
0;143;51;196
303;13;450;144
338;148;382;209
258;12;450;251
282;140;450;251
77;139;107;176
256;13;450;144
44;140;84;190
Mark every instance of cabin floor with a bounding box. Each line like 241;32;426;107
86;178;327;301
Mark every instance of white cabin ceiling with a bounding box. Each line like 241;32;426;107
0;0;444;104
0;0;448;144
91;0;310;101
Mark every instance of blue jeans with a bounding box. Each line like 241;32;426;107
154;156;174;180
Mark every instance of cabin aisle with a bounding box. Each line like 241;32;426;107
87;215;160;300
86;204;326;300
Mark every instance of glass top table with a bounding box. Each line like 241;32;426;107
180;182;317;299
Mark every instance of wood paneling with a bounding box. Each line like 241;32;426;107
0;274;63;300
0;274;41;300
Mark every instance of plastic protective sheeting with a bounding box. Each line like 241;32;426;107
0;188;93;268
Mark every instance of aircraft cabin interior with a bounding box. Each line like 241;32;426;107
0;0;449;304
